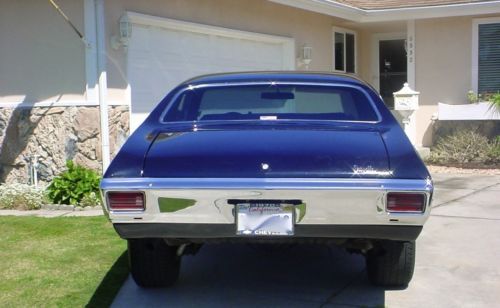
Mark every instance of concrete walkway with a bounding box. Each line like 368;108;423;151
111;173;500;307
0;208;103;217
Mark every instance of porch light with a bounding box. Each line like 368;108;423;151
119;16;132;42
111;15;132;50
299;44;312;69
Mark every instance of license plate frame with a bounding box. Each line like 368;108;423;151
236;202;295;236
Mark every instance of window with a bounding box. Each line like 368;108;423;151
163;84;378;122
473;18;500;94
333;27;356;74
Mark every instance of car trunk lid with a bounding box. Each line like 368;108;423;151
142;128;390;178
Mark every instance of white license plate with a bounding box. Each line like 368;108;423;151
236;203;294;236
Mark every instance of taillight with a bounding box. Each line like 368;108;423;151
107;192;145;211
387;193;425;213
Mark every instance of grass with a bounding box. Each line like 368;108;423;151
0;215;129;307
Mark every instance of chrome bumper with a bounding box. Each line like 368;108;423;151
101;177;433;229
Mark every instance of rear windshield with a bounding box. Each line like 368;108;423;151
162;84;379;122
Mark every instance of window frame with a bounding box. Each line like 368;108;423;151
332;26;358;74
471;17;500;94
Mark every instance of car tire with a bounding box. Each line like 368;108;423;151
366;240;415;287
128;238;181;288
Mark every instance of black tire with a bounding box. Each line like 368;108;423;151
366;240;415;287
128;238;181;288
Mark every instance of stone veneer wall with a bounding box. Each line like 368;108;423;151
0;106;129;184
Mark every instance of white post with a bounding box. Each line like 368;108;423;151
406;20;418;146
406;20;416;89
84;0;98;104
394;83;419;146
95;0;110;172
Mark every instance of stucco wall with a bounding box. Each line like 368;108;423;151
355;15;500;147
104;0;350;103
415;14;500;146
0;0;86;103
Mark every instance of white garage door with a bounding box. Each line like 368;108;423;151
126;12;295;131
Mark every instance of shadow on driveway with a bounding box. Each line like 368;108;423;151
111;243;386;307
87;251;129;308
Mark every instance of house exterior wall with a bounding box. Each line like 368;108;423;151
415;14;500;146
0;0;497;183
415;16;472;146
103;0;348;103
0;0;86;104
1;0;348;183
356;15;499;147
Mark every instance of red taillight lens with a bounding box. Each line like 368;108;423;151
107;192;145;211
387;193;425;213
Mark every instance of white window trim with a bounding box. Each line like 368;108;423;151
471;17;500;94
332;26;357;74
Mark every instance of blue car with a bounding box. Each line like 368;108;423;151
101;72;433;288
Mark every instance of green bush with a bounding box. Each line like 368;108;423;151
487;136;500;163
47;161;101;205
79;191;102;208
428;129;499;166
0;183;47;210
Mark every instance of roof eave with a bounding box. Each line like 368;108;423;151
269;0;500;22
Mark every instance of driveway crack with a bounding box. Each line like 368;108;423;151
432;182;500;209
431;214;500;221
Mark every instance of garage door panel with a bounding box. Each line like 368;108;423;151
127;15;294;131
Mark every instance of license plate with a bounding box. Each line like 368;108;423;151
236;203;294;236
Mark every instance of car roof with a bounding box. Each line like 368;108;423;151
181;71;369;88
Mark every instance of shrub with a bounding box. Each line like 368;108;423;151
488;93;500;115
487;136;500;164
79;191;102;208
0;183;46;210
47;161;101;205
428;129;498;166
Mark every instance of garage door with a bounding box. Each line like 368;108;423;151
126;12;295;131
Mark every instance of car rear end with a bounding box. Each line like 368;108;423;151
101;72;433;288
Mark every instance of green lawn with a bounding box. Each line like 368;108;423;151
0;216;129;307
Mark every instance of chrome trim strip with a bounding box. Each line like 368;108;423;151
158;82;383;124
101;177;433;192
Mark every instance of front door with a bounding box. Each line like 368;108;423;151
378;39;407;108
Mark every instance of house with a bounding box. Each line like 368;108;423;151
1;0;499;183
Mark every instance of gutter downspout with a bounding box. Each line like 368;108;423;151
95;0;111;171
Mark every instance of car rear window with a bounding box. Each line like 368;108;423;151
162;84;379;122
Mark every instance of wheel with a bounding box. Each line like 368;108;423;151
366;240;415;287
128;238;181;288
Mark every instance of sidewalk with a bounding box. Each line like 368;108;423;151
0;208;103;217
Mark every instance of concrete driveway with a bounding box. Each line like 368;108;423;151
111;173;500;307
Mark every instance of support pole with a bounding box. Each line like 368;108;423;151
95;0;110;171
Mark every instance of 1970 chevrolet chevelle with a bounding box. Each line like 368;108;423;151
101;72;433;288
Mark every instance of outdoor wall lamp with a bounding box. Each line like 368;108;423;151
299;44;312;70
111;15;132;50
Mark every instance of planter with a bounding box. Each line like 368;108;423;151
437;102;500;120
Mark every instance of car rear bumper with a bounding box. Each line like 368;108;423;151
101;177;432;240
113;223;423;241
